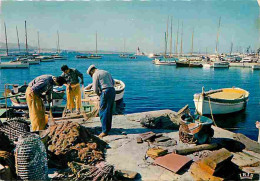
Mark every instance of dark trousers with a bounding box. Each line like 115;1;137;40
99;87;116;134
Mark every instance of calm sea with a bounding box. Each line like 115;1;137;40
0;53;259;141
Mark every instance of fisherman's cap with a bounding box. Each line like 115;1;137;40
87;64;96;75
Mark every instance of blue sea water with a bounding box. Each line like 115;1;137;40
0;53;259;141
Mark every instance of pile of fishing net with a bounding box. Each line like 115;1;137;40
46;122;107;168
64;161;117;181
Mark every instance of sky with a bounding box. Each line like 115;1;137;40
0;0;259;54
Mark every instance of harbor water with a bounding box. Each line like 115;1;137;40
0;53;259;140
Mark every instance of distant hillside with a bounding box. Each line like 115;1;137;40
0;42;36;50
0;42;135;54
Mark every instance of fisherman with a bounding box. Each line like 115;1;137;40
26;75;66;131
61;65;84;114
86;65;115;138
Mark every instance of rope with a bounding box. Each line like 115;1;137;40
208;97;218;127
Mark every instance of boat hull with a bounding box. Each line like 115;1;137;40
213;62;229;68
84;79;125;102
28;60;40;65
193;88;249;115
0;63;29;69
252;65;260;70
176;62;189;67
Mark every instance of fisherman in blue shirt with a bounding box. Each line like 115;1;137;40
87;65;115;138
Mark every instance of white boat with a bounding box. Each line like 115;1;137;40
51;55;67;60
203;63;213;68
84;79;125;102
213;61;229;68
241;56;253;63
0;61;29;69
27;59;40;65
16;57;40;65
153;58;176;65
194;87;249;115
252;64;260;70
35;56;54;62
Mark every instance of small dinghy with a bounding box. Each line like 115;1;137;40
84;79;125;102
9;84;65;107
193;87;249;115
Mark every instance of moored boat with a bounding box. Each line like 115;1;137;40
213;61;229;68
76;55;88;59
87;54;102;59
193;87;249;115
189;61;203;68
0;61;29;69
129;56;137;59
252;64;260;70
9;84;65;107
119;54;129;58
176;60;190;67
51;54;67;60
153;58;176;65
203;63;213;68
35;56;54;62
84;79;125;102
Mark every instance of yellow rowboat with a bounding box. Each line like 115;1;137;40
193;87;249;115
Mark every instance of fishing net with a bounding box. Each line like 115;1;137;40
0;118;30;144
15;134;48;180
47;122;106;168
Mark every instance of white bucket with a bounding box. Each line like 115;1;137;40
13;84;19;93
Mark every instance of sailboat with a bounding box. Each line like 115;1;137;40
16;30;40;65
87;32;102;59
119;39;129;58
153;16;176;65
0;22;15;60
52;31;67;60
212;17;229;68
0;22;29;69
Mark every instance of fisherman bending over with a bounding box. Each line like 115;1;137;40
26;75;66;131
61;65;84;114
87;65;115;138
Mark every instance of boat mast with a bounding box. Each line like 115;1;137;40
57;31;60;54
25;20;28;55
165;16;169;57
180;21;183;56
4;22;8;56
164;32;167;57
215;17;221;55
230;42;233;56
16;26;21;53
191;28;194;55
37;31;40;54
123;38;126;55
169;16;173;57
175;20;179;56
96;31;97;55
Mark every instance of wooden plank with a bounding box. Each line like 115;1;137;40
197;148;233;175
232;152;260;168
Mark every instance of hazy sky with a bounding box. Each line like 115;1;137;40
0;0;259;53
